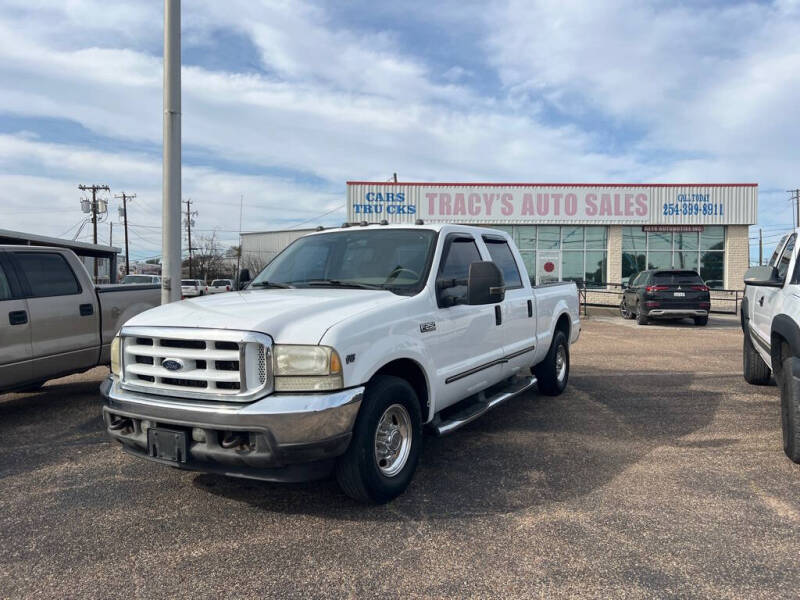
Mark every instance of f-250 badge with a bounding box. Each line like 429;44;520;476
419;321;436;333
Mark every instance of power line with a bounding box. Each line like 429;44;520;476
289;204;346;229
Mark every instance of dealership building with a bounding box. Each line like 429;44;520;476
345;182;757;290
240;182;757;291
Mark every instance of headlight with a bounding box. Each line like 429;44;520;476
273;345;342;392
110;335;122;377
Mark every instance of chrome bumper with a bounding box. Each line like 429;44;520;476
100;378;363;481
647;309;708;317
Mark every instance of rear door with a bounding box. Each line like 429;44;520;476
11;250;101;381
752;233;795;344
0;252;33;388
482;234;535;376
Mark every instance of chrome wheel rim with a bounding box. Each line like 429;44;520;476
555;345;567;383
374;404;412;477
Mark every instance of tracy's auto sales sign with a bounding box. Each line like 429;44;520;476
419;187;649;222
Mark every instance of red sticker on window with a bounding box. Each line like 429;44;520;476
544;262;555;273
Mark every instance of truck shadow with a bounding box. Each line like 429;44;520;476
194;367;725;520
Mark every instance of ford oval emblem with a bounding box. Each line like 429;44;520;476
161;358;184;372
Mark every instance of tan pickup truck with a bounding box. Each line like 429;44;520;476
0;245;160;393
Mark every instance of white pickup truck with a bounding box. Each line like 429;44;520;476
0;246;160;393
742;228;800;463
101;224;580;503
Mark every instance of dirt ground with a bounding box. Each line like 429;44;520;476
1;311;798;599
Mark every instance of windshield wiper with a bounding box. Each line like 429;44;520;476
299;279;384;290
249;280;294;289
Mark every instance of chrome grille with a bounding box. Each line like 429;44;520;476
119;327;272;402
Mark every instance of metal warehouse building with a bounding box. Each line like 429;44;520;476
347;182;757;290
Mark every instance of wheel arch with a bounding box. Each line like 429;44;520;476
554;311;571;342
370;358;431;423
772;315;800;379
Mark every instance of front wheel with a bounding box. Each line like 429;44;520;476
619;300;634;320
534;330;569;396
781;356;800;463
336;375;422;504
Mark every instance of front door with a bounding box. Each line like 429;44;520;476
11;251;101;381
426;234;505;409
0;254;33;388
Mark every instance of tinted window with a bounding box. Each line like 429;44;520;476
483;238;523;289
631;272;646;287
181;280;196;286
0;262;12;300
16;252;81;297
652;271;703;285
777;235;796;281
439;236;482;305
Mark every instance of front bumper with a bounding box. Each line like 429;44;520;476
646;308;708;318
101;378;363;482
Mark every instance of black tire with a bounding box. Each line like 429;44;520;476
694;316;708;326
535;330;569;396
336;375;422;504
780;356;800;463
636;308;648;326
743;330;771;385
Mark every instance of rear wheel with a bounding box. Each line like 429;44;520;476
694;316;708;326
780;356;800;463
743;330;771;385
336;375;422;504
535;330;569;396
636;307;648;326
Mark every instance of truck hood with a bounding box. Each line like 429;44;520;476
123;288;403;344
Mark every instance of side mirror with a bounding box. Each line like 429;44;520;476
467;261;505;305
238;269;251;289
744;265;783;288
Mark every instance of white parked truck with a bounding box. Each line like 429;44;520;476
0;246;159;393
207;279;233;294
742;228;800;462
102;224;580;503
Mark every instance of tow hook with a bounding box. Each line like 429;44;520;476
220;431;248;449
108;416;133;431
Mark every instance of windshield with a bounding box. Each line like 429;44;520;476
251;229;436;294
122;275;152;284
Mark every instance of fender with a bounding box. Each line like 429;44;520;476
772;314;800;371
740;296;749;333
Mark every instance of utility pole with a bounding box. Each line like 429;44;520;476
184;198;197;278
115;192;136;275
236;194;244;285
109;222;113;246
759;228;763;266
78;184;110;281
162;0;182;304
393;172;398;183
789;189;800;229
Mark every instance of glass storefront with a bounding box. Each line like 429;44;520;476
482;225;608;287
622;226;725;288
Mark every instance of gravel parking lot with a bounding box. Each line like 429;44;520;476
2;312;799;599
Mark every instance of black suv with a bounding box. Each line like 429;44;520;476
620;270;711;326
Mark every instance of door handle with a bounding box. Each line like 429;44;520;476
79;303;94;316
495;305;502;326
9;310;27;326
527;299;533;317
758;296;764;307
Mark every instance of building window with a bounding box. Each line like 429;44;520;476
622;226;725;288
482;225;607;287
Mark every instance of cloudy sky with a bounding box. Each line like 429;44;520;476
1;0;798;260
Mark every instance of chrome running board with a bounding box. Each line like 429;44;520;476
432;375;537;436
